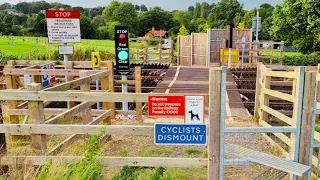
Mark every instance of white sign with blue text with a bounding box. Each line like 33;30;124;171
154;123;207;145
41;64;50;88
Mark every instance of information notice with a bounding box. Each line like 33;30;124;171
46;10;81;43
148;96;185;117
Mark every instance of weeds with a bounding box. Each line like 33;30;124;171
184;147;202;156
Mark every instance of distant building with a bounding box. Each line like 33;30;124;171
145;27;168;39
3;9;24;15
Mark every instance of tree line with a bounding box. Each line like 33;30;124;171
0;0;318;54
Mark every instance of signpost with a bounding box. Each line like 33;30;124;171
49;63;56;84
92;52;101;109
252;11;261;41
115;25;130;119
46;9;81;109
184;95;205;124
148;96;185;117
58;45;74;55
154;124;207;145
24;74;31;88
41;64;50;88
241;37;246;68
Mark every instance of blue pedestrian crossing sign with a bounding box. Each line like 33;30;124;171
154;123;207;145
41;64;50;88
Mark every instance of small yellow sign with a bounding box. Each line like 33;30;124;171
91;52;101;68
219;49;240;63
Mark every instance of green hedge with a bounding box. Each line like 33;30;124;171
265;52;320;66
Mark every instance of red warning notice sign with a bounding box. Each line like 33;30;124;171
148;96;185;117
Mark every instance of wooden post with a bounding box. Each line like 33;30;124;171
101;67;111;125
208;67;222;180
107;61;115;119
191;33;194;66
298;72;316;180
170;39;174;65
5;65;20;141
159;41;162;64
144;41;148;63
236;40;240;63
280;41;284;65
0;107;8;174
79;71;92;124
135;66;142;120
261;74;271;122
67;61;76;108
177;36;180;65
254;41;258;63
27;83;46;154
254;63;262;120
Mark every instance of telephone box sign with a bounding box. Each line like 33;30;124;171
46;10;81;43
148;96;185;117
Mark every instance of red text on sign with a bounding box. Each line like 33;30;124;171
148;96;185;117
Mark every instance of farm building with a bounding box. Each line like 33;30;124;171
145;27;168;39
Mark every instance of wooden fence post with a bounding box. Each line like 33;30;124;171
27;83;46;154
101;67;111;125
135;66;142;120
208;67;222;180
280;41;284;65
298;71;316;180
107;61;115;119
170;39;174;65
144;41;148;63
254;63;262;120
79;71;92;124
67;61;76;108
158;41;162;64
5;65;20;141
0;107;8;174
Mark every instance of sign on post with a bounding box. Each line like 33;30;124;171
24;74;31;88
148;96;185;117
91;52;101;68
184;95;205;124
59;45;74;55
115;25;130;73
49;63;56;84
154;123;207;145
41;64;50;88
46;10;81;43
252;16;261;33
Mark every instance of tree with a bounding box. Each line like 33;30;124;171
88;7;104;19
0;3;12;10
193;2;201;19
178;25;189;36
271;1;320;54
240;9;256;28
96;26;109;39
102;0;120;22
207;0;243;28
33;12;46;36
92;15;105;26
135;5;140;11
137;7;177;36
188;6;194;12
80;15;96;39
200;2;210;19
140;4;148;12
174;10;192;26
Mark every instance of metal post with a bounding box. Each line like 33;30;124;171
93;67;101;109
63;43;70;109
219;66;227;180
256;11;259;42
241;44;245;68
121;73;128;119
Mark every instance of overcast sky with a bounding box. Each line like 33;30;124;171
3;0;281;11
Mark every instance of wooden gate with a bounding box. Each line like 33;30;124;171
191;33;207;66
177;36;191;66
208;29;226;64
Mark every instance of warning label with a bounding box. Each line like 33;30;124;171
148;96;185;117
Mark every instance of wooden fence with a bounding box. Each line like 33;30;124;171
254;63;320;178
0;67;227;180
130;38;174;64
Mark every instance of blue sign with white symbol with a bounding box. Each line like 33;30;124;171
154;124;207;145
41;64;50;88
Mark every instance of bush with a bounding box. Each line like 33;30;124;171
96;26;109;40
264;52;320;66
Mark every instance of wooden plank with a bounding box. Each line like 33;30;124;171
114;80;136;85
27;83;46;155
259;120;291;146
107;61;115;119
79;71;93;124
8;109;134;116
254;63;262;119
3;69;97;76
260;104;294;126
47;110;111;155
0;156;207;168
101;67;110;124
0;91;202;102
43;70;109;91
299;72;317;180
5;65;20;141
263;71;297;79
208;67;221;180
44;102;96;124
261;88;295;102
67;61;76;108
135;66;142;120
0;124;154;136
